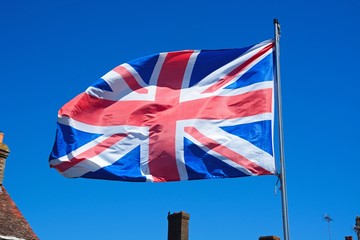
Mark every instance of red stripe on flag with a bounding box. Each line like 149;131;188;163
179;88;273;120
203;42;274;93
113;65;148;94
184;127;272;175
53;133;127;172
58;93;152;126
147;51;194;182
59;87;272;127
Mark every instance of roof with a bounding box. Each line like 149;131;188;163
0;186;39;240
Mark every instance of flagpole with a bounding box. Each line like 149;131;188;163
273;18;290;240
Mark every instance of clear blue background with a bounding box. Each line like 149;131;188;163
1;0;359;239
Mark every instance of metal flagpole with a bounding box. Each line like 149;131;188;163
273;18;290;240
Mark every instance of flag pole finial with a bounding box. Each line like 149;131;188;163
274;19;281;37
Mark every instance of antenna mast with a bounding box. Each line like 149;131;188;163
355;216;360;240
324;214;333;240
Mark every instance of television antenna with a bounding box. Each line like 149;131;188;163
354;216;360;240
324;214;333;240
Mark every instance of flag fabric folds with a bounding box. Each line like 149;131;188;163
49;39;276;182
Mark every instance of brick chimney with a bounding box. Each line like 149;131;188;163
0;132;10;186
259;236;281;240
167;211;190;240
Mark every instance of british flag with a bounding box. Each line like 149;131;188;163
49;39;276;182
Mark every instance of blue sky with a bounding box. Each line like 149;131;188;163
1;0;359;239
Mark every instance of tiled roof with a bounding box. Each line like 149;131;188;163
0;186;39;240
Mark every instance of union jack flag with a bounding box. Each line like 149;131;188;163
49;39;276;182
